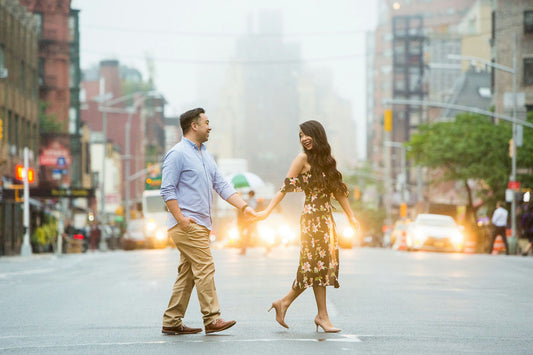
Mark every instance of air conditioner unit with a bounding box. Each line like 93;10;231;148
0;68;7;79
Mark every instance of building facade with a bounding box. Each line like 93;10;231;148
0;0;40;255
81;60;165;222
492;0;533;115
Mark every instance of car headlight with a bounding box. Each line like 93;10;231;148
342;227;355;240
228;227;239;243
155;229;166;241
279;225;296;242
259;226;276;245
414;229;426;243
145;219;157;233
451;231;464;245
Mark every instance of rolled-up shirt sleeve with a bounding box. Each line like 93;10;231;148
160;149;182;202
212;164;236;201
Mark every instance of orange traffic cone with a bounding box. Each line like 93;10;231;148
398;231;407;251
464;240;476;254
492;235;506;255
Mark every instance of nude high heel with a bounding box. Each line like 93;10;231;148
314;316;341;333
268;300;289;328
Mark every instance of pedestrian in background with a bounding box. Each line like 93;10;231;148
256;120;359;333
488;201;509;255
160;107;256;335
239;190;258;255
521;204;533;256
89;222;100;252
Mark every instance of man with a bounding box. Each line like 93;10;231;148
489;201;509;255
160;108;256;335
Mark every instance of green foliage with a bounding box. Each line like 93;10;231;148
31;217;58;245
516;111;533;188
39;101;63;133
406;112;533;219
31;227;46;245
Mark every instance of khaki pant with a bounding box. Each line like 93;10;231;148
162;223;220;327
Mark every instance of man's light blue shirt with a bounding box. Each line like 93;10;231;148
160;138;236;231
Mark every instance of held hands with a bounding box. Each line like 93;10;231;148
255;210;269;221
243;206;258;220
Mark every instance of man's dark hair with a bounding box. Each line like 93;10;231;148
180;107;205;134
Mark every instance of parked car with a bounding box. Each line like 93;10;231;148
62;226;89;253
122;219;147;250
406;214;464;252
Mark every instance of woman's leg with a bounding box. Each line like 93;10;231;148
312;286;340;331
270;286;304;328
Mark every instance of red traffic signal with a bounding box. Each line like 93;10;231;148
15;164;35;183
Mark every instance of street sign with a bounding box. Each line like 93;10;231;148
57;157;66;166
508;181;520;190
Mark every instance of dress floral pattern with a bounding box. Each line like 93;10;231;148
281;170;340;289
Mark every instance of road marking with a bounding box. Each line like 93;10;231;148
0;335;362;350
0;268;56;279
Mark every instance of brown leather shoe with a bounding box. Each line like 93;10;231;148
205;318;236;334
162;324;202;335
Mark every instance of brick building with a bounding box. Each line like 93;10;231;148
0;0;40;255
81;60;166;221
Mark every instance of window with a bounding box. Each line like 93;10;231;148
525;11;533;33
0;45;4;70
34;13;43;38
524;58;533;85
20;61;25;93
38;58;44;85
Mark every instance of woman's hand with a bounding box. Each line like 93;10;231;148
349;216;361;234
256;211;269;221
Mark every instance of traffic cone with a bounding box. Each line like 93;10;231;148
492;235;506;255
464;240;476;254
397;231;407;251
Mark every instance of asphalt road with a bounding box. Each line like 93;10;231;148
1;246;532;354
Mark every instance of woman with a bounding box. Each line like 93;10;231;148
257;120;359;333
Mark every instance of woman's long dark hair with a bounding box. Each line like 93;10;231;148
299;120;348;196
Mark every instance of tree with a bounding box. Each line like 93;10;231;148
39;101;62;133
406;113;511;233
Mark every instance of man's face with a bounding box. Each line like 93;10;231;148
193;113;211;143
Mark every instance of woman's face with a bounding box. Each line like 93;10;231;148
299;129;314;150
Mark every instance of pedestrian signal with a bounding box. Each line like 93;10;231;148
15;164;35;183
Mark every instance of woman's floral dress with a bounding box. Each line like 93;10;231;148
281;170;340;289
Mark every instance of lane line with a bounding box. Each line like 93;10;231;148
0;335;362;350
0;268;56;279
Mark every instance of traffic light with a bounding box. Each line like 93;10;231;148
15;164;35;183
400;203;407;218
0;119;3;140
15;165;23;180
384;109;392;132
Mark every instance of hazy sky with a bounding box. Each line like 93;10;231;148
71;0;378;159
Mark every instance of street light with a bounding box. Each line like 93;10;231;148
448;34;519;253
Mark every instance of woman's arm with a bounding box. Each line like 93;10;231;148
334;192;360;231
257;153;307;220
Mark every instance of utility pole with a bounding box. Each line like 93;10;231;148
510;33;518;254
20;147;31;256
98;78;108;251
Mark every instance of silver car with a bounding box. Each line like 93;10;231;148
406;214;464;252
